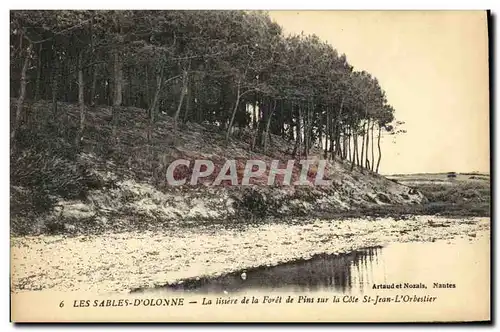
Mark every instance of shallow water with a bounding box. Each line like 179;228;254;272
138;231;489;295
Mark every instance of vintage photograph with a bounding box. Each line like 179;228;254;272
10;10;490;322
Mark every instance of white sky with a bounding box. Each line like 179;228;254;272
269;11;490;174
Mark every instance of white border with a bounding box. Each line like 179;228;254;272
2;1;498;330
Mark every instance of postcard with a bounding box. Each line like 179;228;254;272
10;9;490;323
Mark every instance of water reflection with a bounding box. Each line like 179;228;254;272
158;247;382;294
132;233;489;296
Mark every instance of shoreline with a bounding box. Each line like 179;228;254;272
11;215;490;295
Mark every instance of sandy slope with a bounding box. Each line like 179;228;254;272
11;216;489;294
11;101;427;236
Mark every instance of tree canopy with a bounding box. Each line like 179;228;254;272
10;10;403;173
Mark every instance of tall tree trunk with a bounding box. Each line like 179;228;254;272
329;114;335;160
355;133;360;166
279;99;284;137
51;60;59;117
342;128;347;159
12;42;31;140
298;105;303;157
263;99;277;152
287;102;294;142
292;102;302;158
324;105;330;159
173;69;188;131
194;79;202;123
67;60;74;102
351;118;360;170
90;64;98;106
255;97;270;149
183;74;192;122
317;117;322;151
75;51;85;147
376;124;382;173
51;44;59;119
34;43;43;101
360;120;366;169
252;92;258;129
365;118;371;169
89;17;97;106
225;78;241;141
331;97;344;160
336;132;342;158
144;65;150;109
147;66;164;142
307;100;314;153
347;126;352;162
370;122;375;171
111;41;123;141
302;102;309;158
351;130;358;171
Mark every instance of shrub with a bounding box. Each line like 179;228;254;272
12;149;96;198
231;187;286;221
14;126;77;161
10;146;102;218
233;188;269;219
